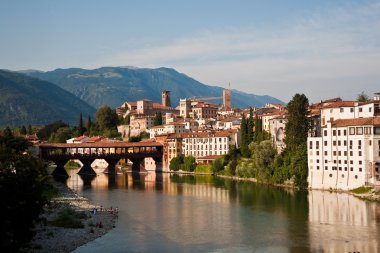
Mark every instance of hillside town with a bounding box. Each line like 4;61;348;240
67;89;378;191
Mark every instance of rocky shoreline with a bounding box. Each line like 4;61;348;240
29;178;117;253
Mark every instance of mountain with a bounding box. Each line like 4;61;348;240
25;67;284;108
0;70;96;127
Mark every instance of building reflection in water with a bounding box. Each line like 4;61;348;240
308;190;380;253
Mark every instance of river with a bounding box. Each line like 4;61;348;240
62;168;380;253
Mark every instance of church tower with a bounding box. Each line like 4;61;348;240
162;90;171;107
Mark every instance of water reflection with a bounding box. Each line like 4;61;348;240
63;170;380;253
308;190;380;252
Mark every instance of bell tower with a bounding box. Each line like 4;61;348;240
162;90;171;107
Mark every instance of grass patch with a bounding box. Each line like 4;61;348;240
65;160;81;169
351;186;373;194
50;207;87;228
195;164;213;174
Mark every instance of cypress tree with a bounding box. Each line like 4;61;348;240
248;107;254;142
284;93;309;152
87;115;92;132
153;111;163;126
20;125;27;135
79;112;84;135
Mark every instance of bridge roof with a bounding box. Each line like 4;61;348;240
37;141;163;149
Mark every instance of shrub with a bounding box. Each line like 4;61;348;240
50;207;86;228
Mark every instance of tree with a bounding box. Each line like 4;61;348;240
3;127;12;137
247;107;254;142
27;124;33;135
20;125;27;135
153;111;163;126
240;113;250;157
169;155;184;171
86;115;92;132
284;93;310;153
357;91;369;102
183;155;196;172
95;106;119;131
0;134;50;251
37;120;68;140
48;127;73;143
79;112;84;135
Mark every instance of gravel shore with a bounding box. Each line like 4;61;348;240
29;179;117;253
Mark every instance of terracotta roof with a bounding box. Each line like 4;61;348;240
74;136;87;141
321;101;363;109
329;117;380;128
167;129;238;139
196;155;223;160
38;140;163;148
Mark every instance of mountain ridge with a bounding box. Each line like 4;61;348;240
0;70;96;127
25;67;284;109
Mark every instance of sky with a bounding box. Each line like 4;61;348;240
1;0;380;103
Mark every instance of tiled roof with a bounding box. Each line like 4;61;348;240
329;117;380;128
167;129;238;139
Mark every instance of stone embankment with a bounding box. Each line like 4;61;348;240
351;187;380;202
29;179;117;253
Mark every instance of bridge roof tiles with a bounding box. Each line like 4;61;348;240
38;140;162;149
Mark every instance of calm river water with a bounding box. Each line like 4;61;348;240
63;168;380;253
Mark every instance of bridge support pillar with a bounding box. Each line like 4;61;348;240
52;160;69;177
130;158;144;172
78;159;96;176
153;157;163;172
104;158;119;175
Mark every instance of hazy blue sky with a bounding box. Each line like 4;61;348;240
1;0;379;103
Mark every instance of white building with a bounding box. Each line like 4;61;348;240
308;117;380;190
166;129;240;164
268;115;287;152
149;122;188;138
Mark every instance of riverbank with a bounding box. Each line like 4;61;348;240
29;178;117;253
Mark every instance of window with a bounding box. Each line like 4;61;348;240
340;108;344;113
350;160;353;164
356;127;363;135
324;151;328;156
324;141;328;146
333;141;336;146
359;160;362;165
316;159;320;163
350;151;353;156
349;127;355;135
317;166;320;170
333;151;337;156
358;140;362;148
338;130;341;136
324;130;327;136
359;168;362;172
344;151;347;156
359;108;363;112
359;151;362;156
309;141;313;149
325;166;328;170
338;141;341;146
316;151;320;155
350;168;353;171
375;127;380;135
344;140;347;146
350;108;354;112
344;130;347;136
333;130;336;136
325;159;328;163
370;107;372;112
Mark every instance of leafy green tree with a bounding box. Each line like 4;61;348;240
183;155;196;172
48;127;73;143
357;91;369;102
0;134;50;252
3;127;12;137
95;106;119;131
169;155;184;171
37;120;68;140
153;111;163;126
213;158;224;172
284;93;309;153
